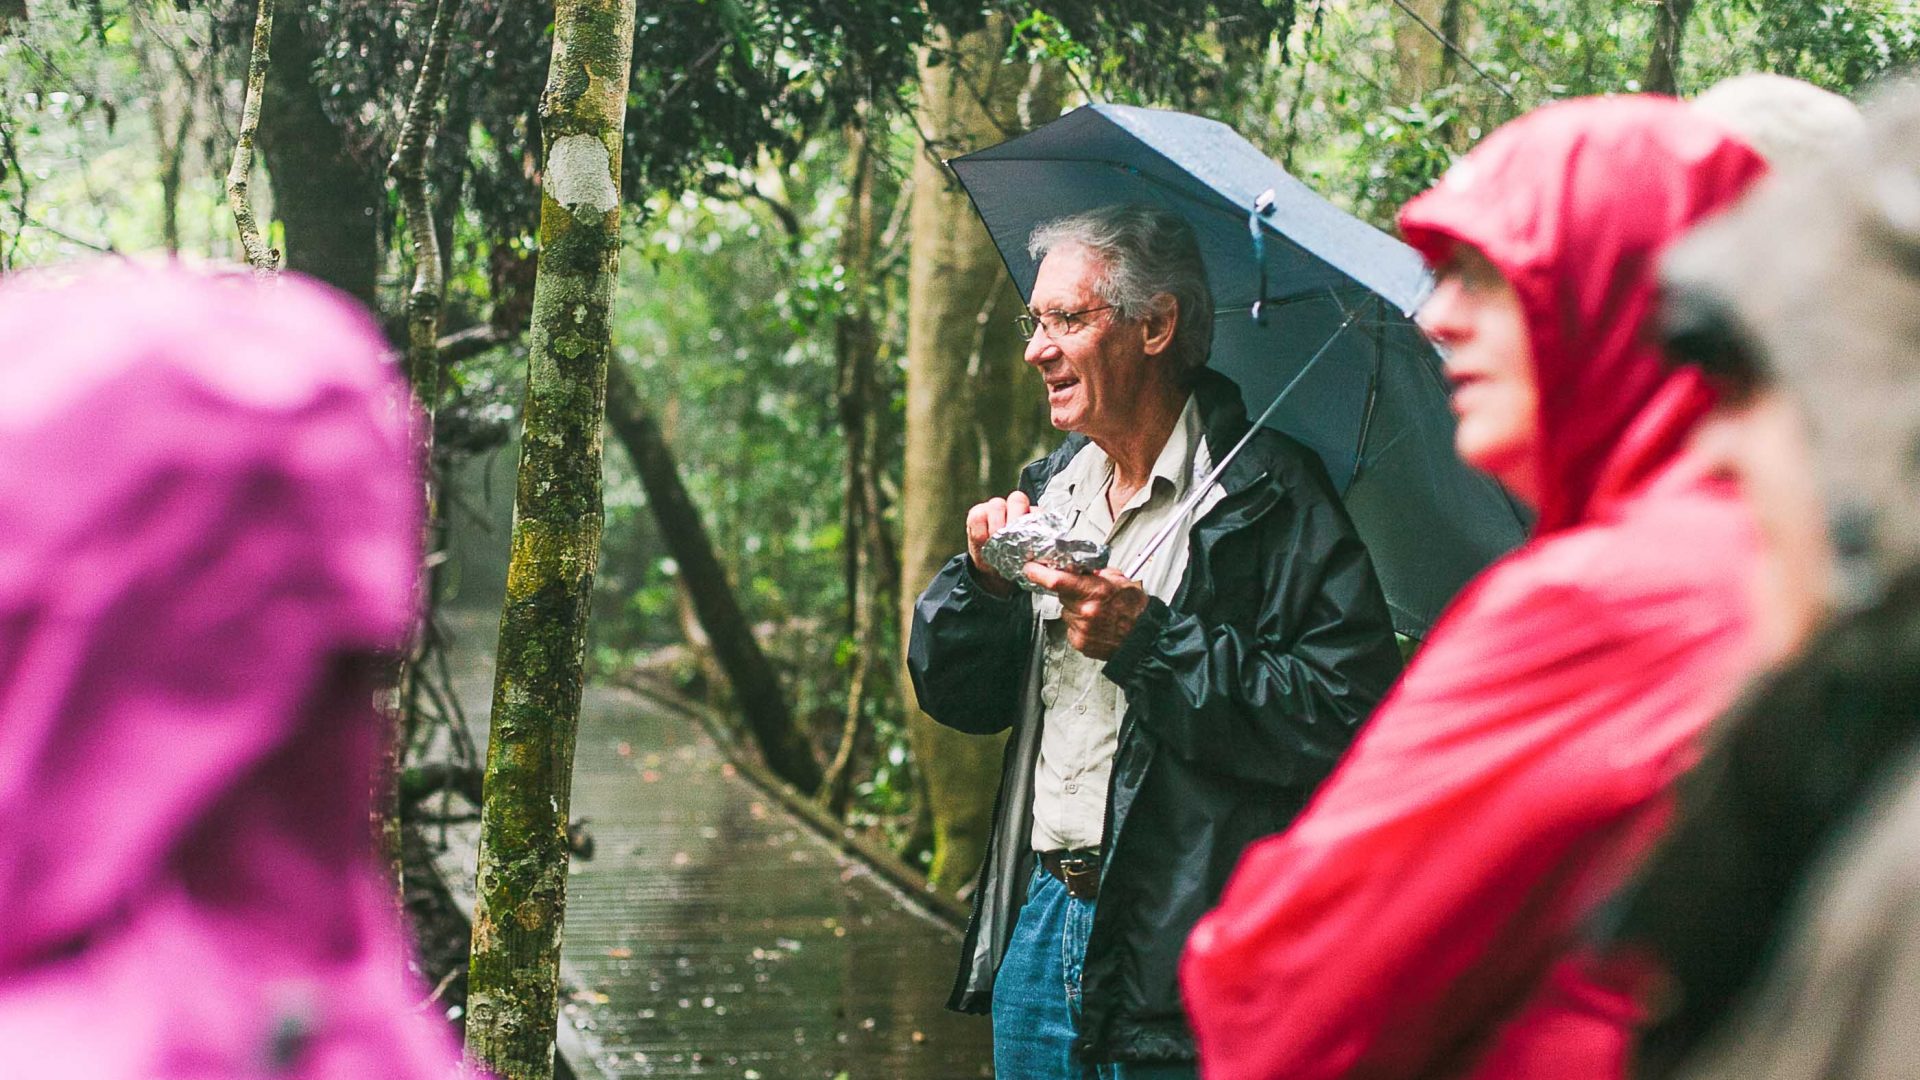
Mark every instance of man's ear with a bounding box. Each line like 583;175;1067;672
1141;295;1179;357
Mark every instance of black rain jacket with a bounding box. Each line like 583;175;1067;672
907;371;1403;1063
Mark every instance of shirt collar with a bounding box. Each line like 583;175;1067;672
1047;393;1201;510
1113;393;1200;515
1149;393;1201;502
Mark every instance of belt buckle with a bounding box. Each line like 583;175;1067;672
1059;854;1099;900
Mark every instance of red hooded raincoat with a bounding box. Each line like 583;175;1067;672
1180;97;1769;1080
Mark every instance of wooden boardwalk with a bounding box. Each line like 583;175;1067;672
432;611;994;1079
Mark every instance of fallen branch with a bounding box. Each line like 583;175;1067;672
401;762;485;807
436;322;517;363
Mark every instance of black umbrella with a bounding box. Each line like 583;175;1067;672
948;103;1527;638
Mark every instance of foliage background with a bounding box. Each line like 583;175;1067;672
4;0;1917;856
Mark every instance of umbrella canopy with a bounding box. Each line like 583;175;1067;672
949;103;1527;637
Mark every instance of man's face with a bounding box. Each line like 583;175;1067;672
1024;245;1165;439
1418;244;1543;505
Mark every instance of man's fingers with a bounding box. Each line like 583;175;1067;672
984;497;1008;536
1008;490;1032;518
1027;562;1111;604
1028;561;1100;596
1023;561;1068;591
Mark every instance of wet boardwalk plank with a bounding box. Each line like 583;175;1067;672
432;612;993;1079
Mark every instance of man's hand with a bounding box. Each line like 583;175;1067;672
1024;564;1148;660
965;490;1033;597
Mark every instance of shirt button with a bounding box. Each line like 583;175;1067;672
1073;704;1086;715
1064;781;1080;794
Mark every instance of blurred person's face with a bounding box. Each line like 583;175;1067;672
1690;388;1835;660
1419;244;1543;506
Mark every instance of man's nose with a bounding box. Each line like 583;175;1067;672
1024;331;1061;366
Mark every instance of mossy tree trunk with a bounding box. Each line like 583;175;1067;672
463;3;637;1078
899;18;1059;894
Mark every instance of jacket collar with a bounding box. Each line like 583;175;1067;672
1190;369;1266;498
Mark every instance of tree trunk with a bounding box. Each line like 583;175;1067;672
463;4;637;1078
1643;0;1698;96
603;362;825;795
134;5;200;258
390;0;462;410
226;0;276;274
822;115;887;814
382;0;464;920
157;100;191;256
1391;0;1451;98
1390;0;1473;148
1437;0;1466;87
899;18;1059;895
255;0;384;308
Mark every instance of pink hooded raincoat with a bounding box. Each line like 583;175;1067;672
0;262;465;1078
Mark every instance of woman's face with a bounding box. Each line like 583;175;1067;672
1418;245;1543;506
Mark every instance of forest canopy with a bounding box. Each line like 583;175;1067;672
3;0;1915;885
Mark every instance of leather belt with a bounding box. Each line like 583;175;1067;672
1038;848;1102;901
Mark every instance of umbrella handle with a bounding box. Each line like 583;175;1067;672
1249;188;1277;326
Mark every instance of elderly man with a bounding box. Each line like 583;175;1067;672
908;203;1402;1077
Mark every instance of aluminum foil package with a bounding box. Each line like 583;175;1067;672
981;508;1109;593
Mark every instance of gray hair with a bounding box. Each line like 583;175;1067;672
1692;74;1866;168
1027;204;1213;382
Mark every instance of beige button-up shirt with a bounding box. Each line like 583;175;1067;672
1029;395;1221;853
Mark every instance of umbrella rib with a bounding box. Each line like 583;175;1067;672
1123;299;1364;579
1349;302;1386;489
1213;284;1381;318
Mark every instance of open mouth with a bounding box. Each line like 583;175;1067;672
1045;376;1080;402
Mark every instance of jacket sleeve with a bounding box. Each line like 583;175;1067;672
1181;537;1758;1080
907;552;1035;735
1101;481;1402;787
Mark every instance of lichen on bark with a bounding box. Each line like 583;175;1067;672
463;3;637;1079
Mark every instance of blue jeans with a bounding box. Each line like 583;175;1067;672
992;859;1198;1080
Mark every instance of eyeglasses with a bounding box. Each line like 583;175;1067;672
1015;304;1118;342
